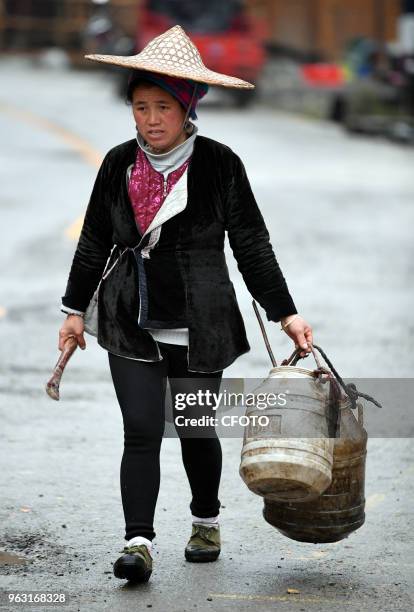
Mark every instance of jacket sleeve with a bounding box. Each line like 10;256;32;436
224;153;298;323
61;152;113;312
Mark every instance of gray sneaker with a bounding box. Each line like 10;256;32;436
113;544;153;582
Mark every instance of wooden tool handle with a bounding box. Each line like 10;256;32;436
45;336;78;401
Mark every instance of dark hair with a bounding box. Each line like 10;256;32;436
124;69;207;120
125;73;157;106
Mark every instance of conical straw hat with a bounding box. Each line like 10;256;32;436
85;25;254;89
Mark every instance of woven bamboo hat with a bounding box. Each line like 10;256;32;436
84;25;254;90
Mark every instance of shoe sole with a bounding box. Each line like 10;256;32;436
113;559;152;583
185;549;220;563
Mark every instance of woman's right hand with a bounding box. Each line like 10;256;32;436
58;314;86;351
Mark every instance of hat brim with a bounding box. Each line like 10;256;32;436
84;54;255;89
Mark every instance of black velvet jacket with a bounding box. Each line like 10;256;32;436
61;134;297;372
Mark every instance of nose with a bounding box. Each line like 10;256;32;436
148;108;160;125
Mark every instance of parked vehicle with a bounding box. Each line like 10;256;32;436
330;37;414;144
135;0;266;107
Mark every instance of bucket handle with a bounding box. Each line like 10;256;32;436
285;344;382;412
252;300;382;412
282;344;322;368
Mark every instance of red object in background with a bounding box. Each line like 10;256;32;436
136;0;266;85
190;34;265;83
301;64;345;87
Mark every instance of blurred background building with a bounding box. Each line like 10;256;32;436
255;0;401;60
1;0;413;139
0;1;407;59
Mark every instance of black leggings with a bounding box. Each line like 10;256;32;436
108;342;223;542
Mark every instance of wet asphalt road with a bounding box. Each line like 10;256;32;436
0;57;413;612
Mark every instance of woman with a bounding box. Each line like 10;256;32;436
58;26;313;583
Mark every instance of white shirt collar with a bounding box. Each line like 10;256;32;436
135;123;198;177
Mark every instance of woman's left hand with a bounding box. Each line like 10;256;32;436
280;314;313;358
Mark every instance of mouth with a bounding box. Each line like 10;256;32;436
147;130;164;138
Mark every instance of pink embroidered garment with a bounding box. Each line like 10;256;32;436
128;148;190;235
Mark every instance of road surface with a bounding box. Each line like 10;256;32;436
0;57;413;612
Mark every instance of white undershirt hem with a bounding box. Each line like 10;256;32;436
146;328;189;346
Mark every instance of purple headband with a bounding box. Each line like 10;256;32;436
128;70;209;119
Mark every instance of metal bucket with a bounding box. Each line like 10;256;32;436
263;400;367;543
239;365;338;503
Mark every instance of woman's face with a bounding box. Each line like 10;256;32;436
132;83;188;153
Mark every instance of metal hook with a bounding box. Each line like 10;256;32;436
252;300;277;367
